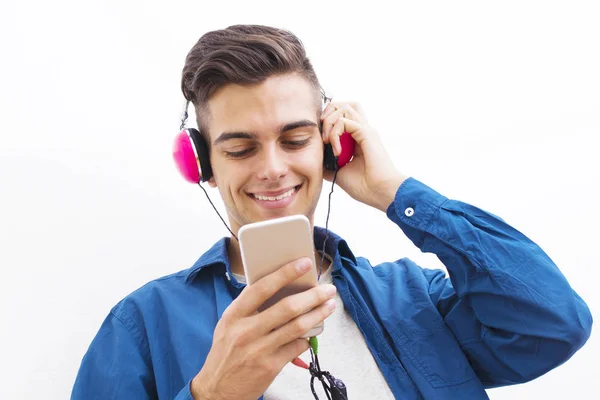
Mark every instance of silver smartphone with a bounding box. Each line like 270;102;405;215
238;214;324;337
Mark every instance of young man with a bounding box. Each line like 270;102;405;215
71;25;592;400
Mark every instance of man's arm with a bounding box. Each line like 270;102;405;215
319;101;591;385
387;177;593;386
71;260;337;400
70;307;195;400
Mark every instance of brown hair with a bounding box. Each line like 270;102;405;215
181;25;323;138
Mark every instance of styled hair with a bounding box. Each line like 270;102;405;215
180;25;323;137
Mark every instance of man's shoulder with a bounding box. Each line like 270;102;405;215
110;263;217;324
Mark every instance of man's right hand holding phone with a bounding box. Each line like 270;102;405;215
190;257;336;400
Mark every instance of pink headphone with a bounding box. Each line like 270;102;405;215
171;101;354;249
173;125;356;184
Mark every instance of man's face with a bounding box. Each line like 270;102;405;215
205;73;324;233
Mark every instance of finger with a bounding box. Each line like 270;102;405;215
323;102;364;123
322;101;354;120
227;257;313;319
330;116;366;157
329;118;344;156
269;298;336;348
330;115;362;151
258;284;336;333
321;105;342;139
336;103;365;122
322;105;365;140
320;102;337;121
275;338;311;369
321;108;339;142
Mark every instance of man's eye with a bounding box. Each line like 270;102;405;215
225;148;253;158
283;139;310;148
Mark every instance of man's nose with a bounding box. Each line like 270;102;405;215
258;145;288;181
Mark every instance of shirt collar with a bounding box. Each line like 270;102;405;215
184;226;356;284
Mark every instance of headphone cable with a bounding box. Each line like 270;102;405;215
198;167;338;258
197;182;239;242
318;167;338;279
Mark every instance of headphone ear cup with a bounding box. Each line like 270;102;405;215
187;128;213;182
323;143;337;171
173;128;213;183
173;129;201;183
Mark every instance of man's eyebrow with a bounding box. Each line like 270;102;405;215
213;119;318;145
280;119;318;133
213;132;256;146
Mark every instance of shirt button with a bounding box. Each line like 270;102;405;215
405;207;415;217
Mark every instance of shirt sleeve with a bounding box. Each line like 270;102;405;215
386;177;593;387
174;382;195;400
71;308;195;399
70;309;158;399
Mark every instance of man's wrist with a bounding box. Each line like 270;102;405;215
373;174;408;212
190;374;217;400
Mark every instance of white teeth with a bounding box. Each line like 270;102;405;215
253;187;296;201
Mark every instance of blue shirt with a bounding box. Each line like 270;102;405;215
71;178;592;400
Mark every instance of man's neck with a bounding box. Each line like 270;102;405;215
227;236;244;276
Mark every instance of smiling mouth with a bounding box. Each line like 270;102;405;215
249;185;301;201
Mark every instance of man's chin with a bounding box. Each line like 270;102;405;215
246;205;311;223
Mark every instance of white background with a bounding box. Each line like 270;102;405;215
1;0;598;398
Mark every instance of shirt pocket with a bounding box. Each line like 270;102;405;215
393;307;476;388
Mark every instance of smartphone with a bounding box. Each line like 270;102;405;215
238;214;324;337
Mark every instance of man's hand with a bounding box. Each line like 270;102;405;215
321;101;408;212
191;258;336;400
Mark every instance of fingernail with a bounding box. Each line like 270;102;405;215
325;284;336;296
325;299;336;311
296;259;311;272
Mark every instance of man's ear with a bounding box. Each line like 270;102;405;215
207;176;217;188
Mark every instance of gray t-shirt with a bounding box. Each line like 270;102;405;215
233;253;395;399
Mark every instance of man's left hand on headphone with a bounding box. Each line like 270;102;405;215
321;101;408;212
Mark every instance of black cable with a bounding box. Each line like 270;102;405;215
318;167;339;279
197;166;348;399
197;182;239;242
182;102;240;242
197;166;338;251
309;350;347;400
190;95;348;400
